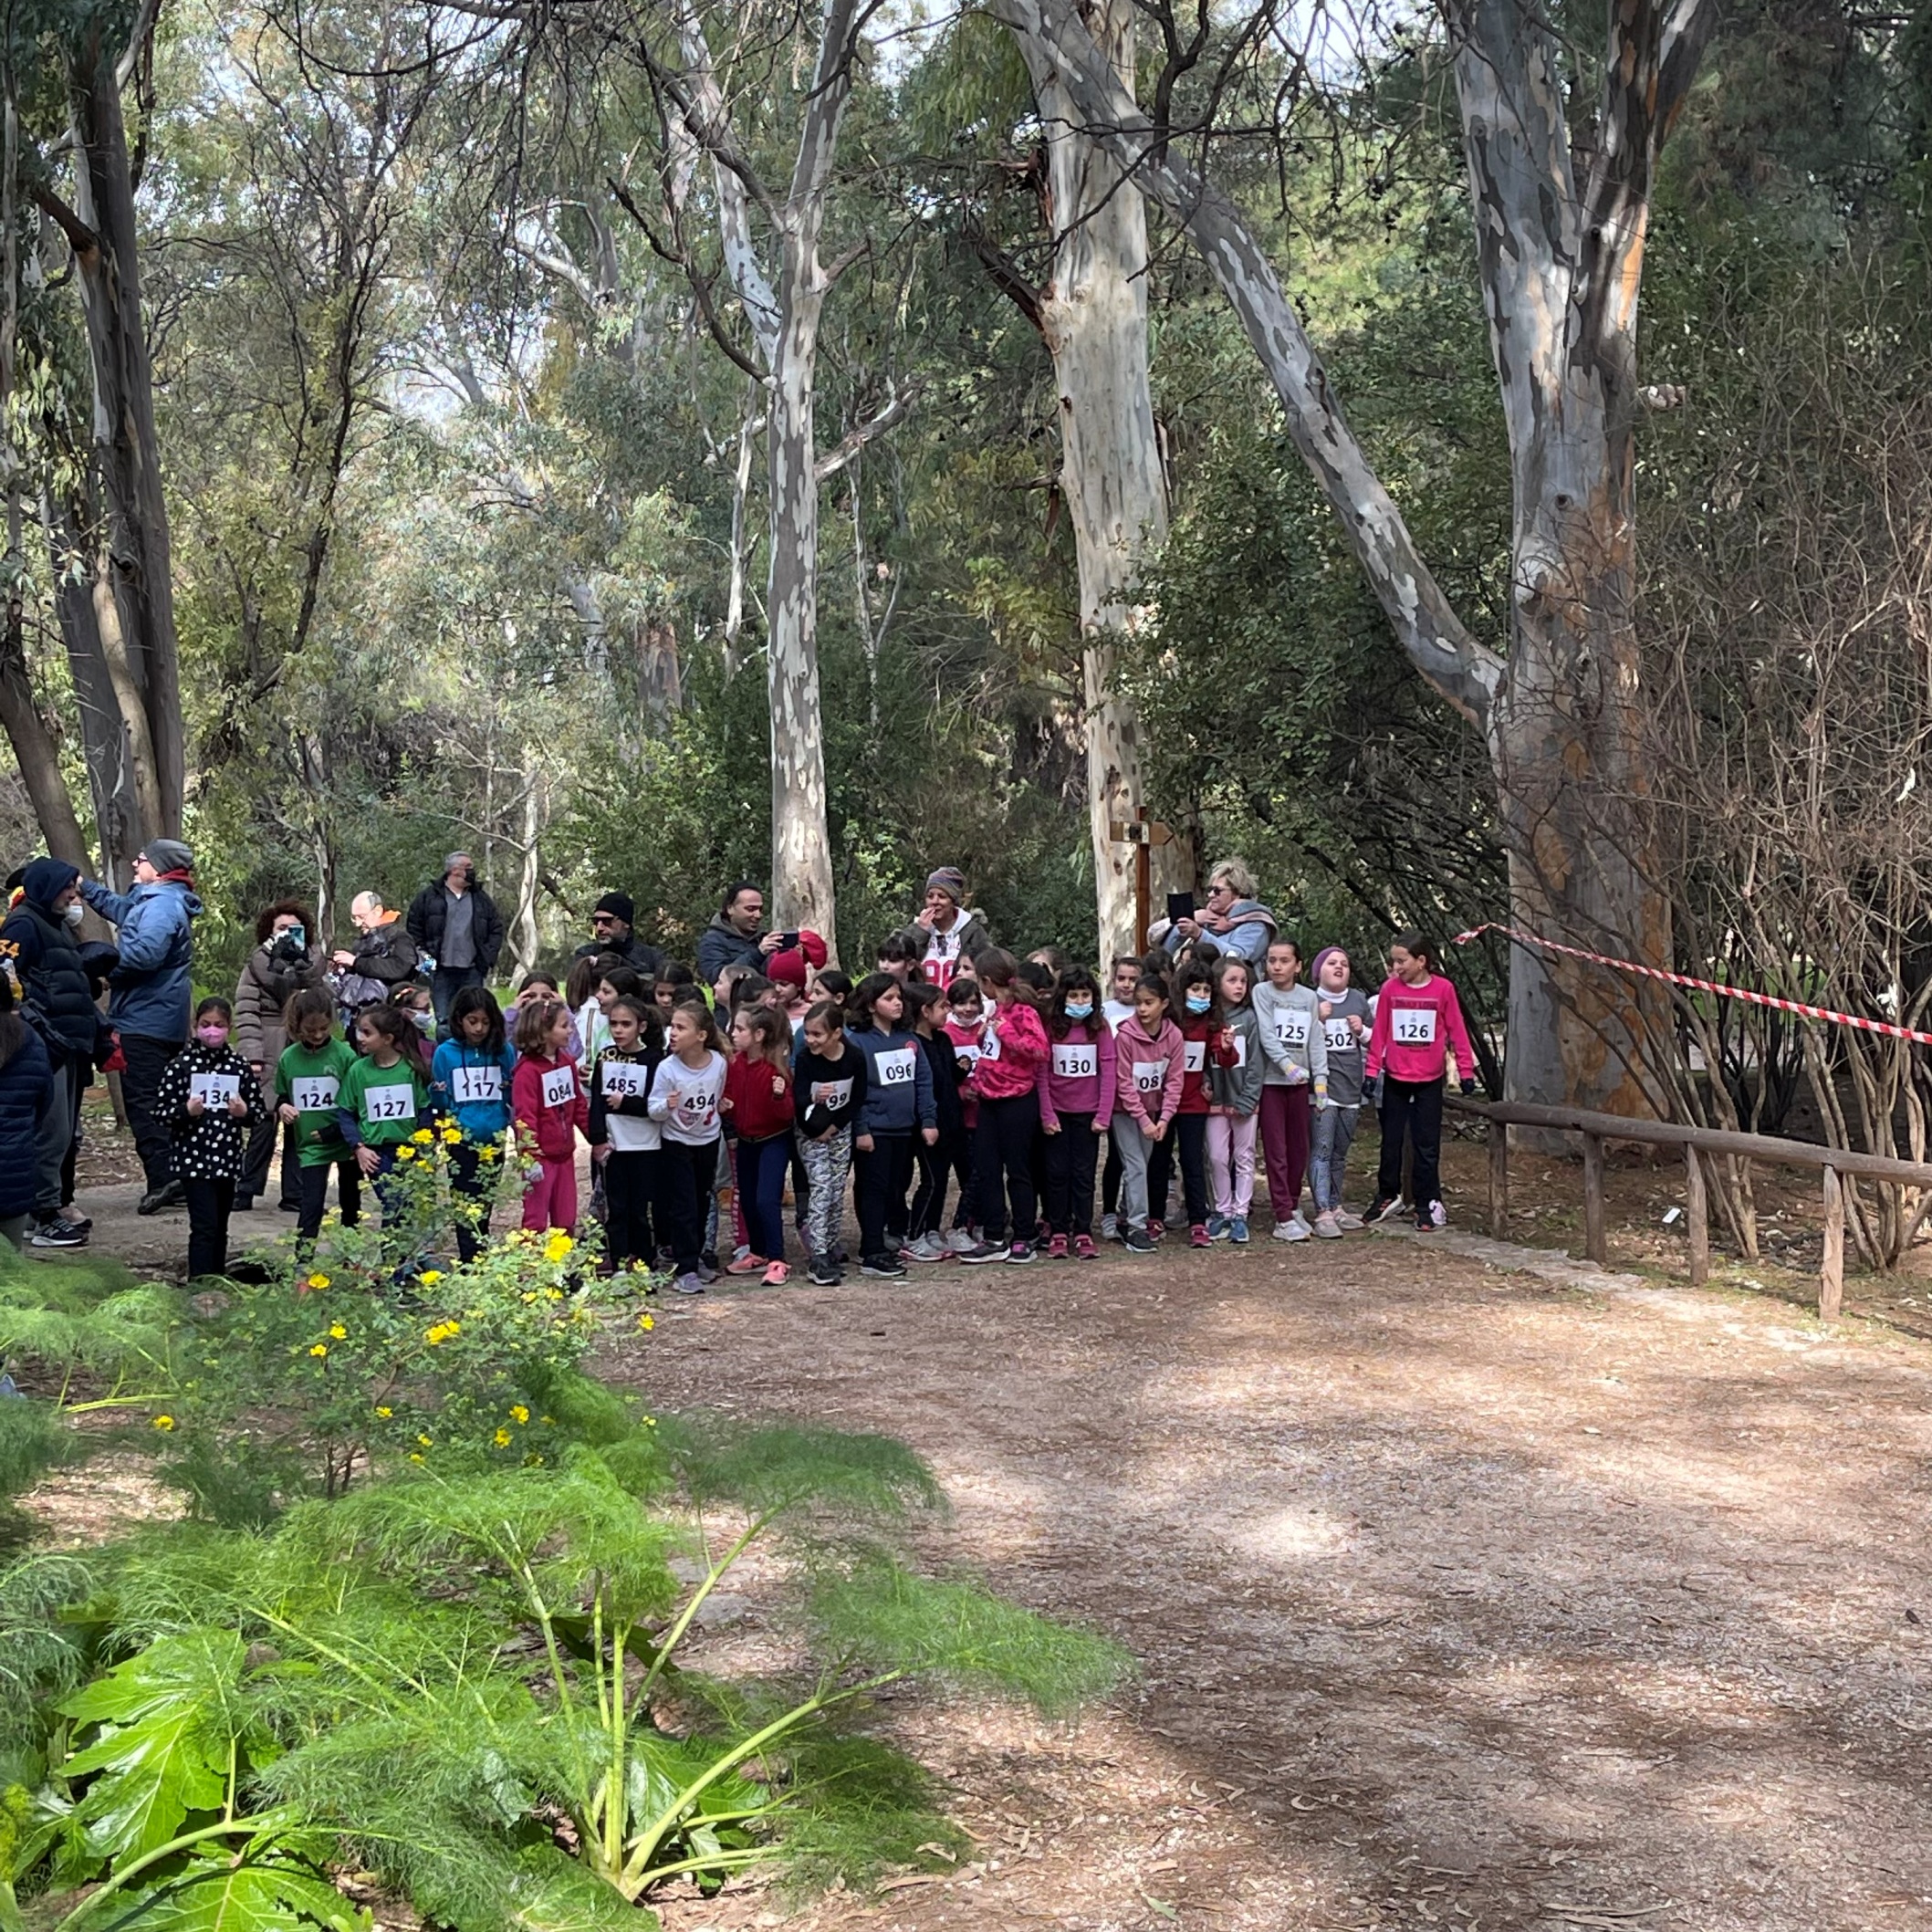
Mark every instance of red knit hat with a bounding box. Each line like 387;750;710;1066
769;928;830;987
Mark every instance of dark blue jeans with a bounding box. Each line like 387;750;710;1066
735;1133;790;1264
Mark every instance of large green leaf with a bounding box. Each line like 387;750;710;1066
99;1852;371;1931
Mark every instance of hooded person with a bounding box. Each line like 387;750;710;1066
79;839;204;1213
892;868;992;991
575;891;665;980
1;858;99;1245
406;853;506;1034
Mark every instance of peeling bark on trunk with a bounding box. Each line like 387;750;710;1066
1014;2;1184;963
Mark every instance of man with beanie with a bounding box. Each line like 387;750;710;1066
80;840;204;1214
893;868;991;991
406;851;505;1034
1;858;99;1246
696;882;779;986
575;892;664;980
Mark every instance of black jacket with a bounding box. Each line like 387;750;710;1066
406;876;505;974
2;863;99;1060
0;1027;51;1217
574;932;665;982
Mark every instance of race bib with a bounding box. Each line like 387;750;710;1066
952;1040;981;1073
677;1084;717;1130
810;1076;853;1111
1133;1060;1165;1095
288;1075;338;1113
1183;1040;1206;1073
449;1064;500;1107
977;1028;1001;1064
1324;1018;1357;1054
541;1065;577;1110
360;1081;414;1124
1053;1044;1097;1081
191;1071;240;1110
1273;1010;1311;1048
875;1045;917;1088
600;1060;647;1099
1392;1007;1438;1044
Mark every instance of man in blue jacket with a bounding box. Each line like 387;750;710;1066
80;839;203;1214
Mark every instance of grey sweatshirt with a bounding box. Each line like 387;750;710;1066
1252;980;1329;1091
1206;1004;1267;1115
1316;987;1370;1107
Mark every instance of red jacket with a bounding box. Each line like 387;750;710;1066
1176;1015;1237;1115
967;997;1050;1102
513;1050;587;1161
724;1051;794;1139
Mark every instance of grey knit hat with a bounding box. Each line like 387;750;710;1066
142;838;193;874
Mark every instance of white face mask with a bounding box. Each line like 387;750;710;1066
63;902;84;928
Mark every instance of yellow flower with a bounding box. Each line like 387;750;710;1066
442;1127;463;1144
539;1415;555;1426
520;1291;538;1304
329;1323;347;1340
543;1232;575;1263
545;1288;563;1302
420;1269;444;1286
151;1414;175;1432
417;1433;433;1447
306;1272;330;1290
309;1343;329;1359
396;1144;415;1162
375;1405;392;1418
477;1144;499;1164
493;1428;512;1447
508;1405;529;1424
413;1127;434;1144
636;1312;655;1331
408;1453;423;1465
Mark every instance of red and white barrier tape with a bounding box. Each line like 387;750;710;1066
1453;922;1932;1050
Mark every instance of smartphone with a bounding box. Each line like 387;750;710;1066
1166;892;1196;928
778;930;800;950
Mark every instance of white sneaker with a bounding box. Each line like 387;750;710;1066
1312;1210;1343;1239
1336;1209;1365;1230
1273;1217;1311;1242
1428;1199;1448;1228
1100;1212;1118;1242
909;1233;950;1263
946;1227;976;1255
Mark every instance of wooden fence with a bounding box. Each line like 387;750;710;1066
1446;1097;1932;1321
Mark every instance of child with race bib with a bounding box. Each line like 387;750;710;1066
844;973;936;1279
1206;956;1265;1244
589;995;665;1276
1311;947;1371;1237
158;996;266;1280
956;949;1050;1266
795;997;867;1285
336;1002;433;1235
1099;955;1142;1240
938;976;986;1248
511;997;589;1236
1110;975;1185;1254
276;987;360;1247
1038;965;1114;1259
1364;933;1478;1231
1165;959;1234;1248
649;1000;728;1295
723;1004;795;1285
1252;938;1328;1241
432;986;517;1261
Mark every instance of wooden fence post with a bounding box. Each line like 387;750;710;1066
1488;1117;1509;1239
1685;1144;1709;1287
1821;1165;1844;1322
1581;1132;1607;1266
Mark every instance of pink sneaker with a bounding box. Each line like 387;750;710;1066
1073;1233;1099;1259
1189;1223;1211;1248
726;1254;766;1276
1047;1233;1069;1259
1148;1218;1166;1241
761;1259;789;1287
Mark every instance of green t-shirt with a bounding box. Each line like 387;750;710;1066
275;1037;359;1167
338;1053;430;1147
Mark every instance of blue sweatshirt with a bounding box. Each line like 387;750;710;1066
845;1023;935;1135
431;1038;518;1143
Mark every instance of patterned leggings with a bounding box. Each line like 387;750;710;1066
799;1126;851;1261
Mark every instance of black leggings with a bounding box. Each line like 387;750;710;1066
908;1135;951;1241
973;1091;1039;1245
296;1158;362;1243
659;1139;719;1275
604;1148;659;1270
1375;1076;1445;1208
183;1177;235;1279
853;1131;914;1260
445;1138;496;1263
1148;1113;1210;1226
1041;1112;1099;1236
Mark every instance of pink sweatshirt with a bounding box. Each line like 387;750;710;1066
1363;975;1476;1085
1037;1020;1116;1132
969;997;1050;1102
1112;1015;1185;1128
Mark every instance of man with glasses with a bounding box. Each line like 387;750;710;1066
576;893;664;980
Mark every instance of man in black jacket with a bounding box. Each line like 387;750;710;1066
573;892;664;982
405;853;505;1034
1;858;100;1248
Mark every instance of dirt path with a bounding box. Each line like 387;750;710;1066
608;1227;1932;1932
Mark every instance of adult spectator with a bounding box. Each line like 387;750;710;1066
233;900;325;1210
329;891;420;1017
892;867;992;990
406;853;505;1031
80;839;203;1216
1;858;99;1247
696;882;780;985
1164;859;1279;966
0;971;51;1252
575;892;664;980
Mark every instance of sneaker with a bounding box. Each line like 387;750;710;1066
1123;1227;1155;1253
1148;1218;1166;1241
1206;1214;1230;1241
136;1189;170;1217
956;1240;1007;1265
1073;1233;1099;1260
809;1257;842;1286
906;1234;950;1264
1312;1210;1344;1240
1189;1223;1211;1248
860;1254;906;1279
1228;1216;1249;1244
695;1263;720;1285
1336;1209;1365;1230
234;1195;256;1212
1415;1206;1436;1231
1369;1196;1406;1224
1006;1240;1035;1265
761;1260;789;1287
1046;1233;1069;1260
671;1272;706;1296
726;1253;767;1276
1428;1199;1448;1228
29;1216;88;1248
1273;1216;1311;1242
1100;1212;1118;1242
60;1210;92;1233
946;1227;976;1255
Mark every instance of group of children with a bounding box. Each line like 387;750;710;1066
159;918;1479;1294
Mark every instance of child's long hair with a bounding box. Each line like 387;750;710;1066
733;1002;792;1073
731;973;774;1012
1132;975;1173;1024
1175;959;1221;1028
803;998;846;1040
450;984;506;1055
1392;931;1438;971
812;966;853;1003
874;932;924;981
599;964;644;1002
1215;955;1255;1011
359;1001;430;1075
565;954;602;1010
903;981;944;1031
975;948;1042;1012
607;994;666;1055
847;972;904;1030
513;995;567;1059
284;985;334;1037
670;998;726;1055
1050;965;1103;1040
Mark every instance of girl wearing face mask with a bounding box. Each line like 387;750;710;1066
156;997;266;1279
1037;966;1115;1259
1166;961;1236;1248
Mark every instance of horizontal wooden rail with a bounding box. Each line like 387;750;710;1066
1445;1096;1932;1322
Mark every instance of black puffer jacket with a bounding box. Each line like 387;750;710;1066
1;860;98;1060
406;872;505;973
0;1024;51;1217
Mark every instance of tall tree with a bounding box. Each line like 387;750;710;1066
993;0;1714;1110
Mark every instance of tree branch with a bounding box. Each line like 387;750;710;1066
31;183;98;258
815;381;916;483
605;172;767;382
